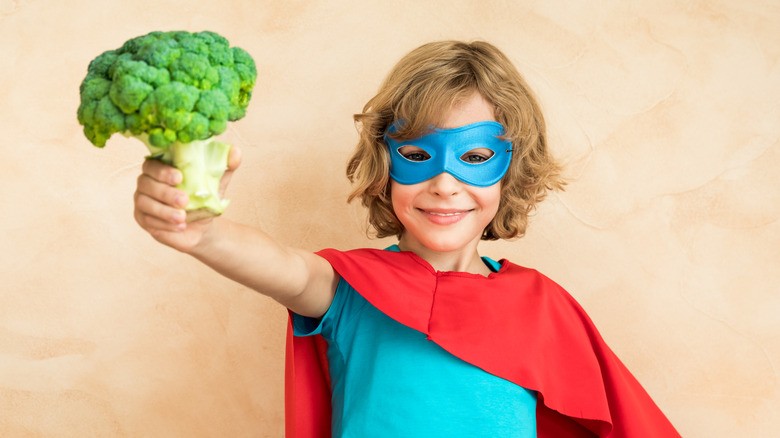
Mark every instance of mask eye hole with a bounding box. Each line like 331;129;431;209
460;148;494;164
398;145;431;162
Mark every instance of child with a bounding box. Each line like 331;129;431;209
134;41;680;437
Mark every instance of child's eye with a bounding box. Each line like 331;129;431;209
398;146;431;162
406;152;431;161
460;148;494;163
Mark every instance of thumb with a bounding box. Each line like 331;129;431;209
227;146;242;172
219;146;242;196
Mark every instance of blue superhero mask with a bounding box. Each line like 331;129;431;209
385;121;512;187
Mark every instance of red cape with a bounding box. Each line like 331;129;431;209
285;248;680;437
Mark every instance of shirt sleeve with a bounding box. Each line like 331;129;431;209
292;276;351;338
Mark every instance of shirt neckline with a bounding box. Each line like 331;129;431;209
384;244;505;276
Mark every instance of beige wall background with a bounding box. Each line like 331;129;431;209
1;0;778;436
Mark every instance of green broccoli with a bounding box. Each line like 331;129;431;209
77;30;257;219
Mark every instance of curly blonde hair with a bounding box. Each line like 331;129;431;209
347;40;565;240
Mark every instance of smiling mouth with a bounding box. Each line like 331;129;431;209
426;211;467;216
418;208;471;214
417;208;471;225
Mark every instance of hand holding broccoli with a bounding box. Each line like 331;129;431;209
134;147;242;253
77;30;257;220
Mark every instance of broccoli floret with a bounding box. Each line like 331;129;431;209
77;30;257;219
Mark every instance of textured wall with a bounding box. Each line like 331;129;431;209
1;0;778;436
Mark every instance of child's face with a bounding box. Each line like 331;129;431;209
391;92;502;254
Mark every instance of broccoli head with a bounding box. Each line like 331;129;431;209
77;30;257;219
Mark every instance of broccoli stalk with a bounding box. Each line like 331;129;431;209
77;30;257;220
135;133;231;220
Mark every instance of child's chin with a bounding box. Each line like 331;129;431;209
418;236;475;254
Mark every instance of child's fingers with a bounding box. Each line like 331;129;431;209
142;158;182;186
136;173;189;209
134;206;186;233
134;191;187;227
134;173;188;224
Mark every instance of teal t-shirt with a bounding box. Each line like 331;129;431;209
293;247;537;437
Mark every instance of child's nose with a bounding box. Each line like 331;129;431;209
428;172;462;196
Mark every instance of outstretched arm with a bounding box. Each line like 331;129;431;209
133;147;337;318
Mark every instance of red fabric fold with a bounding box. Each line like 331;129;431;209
285;316;332;438
285;248;680;437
